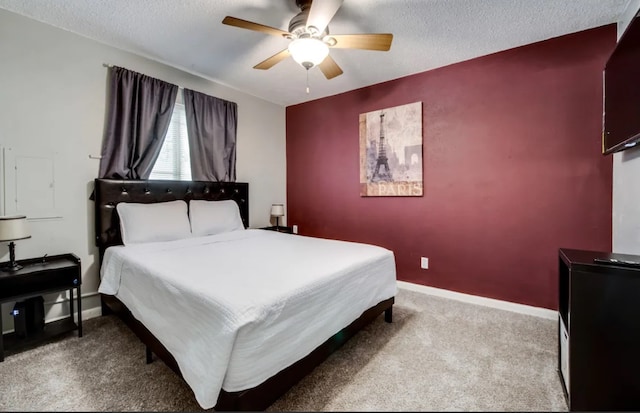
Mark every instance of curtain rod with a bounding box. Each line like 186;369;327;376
102;63;185;90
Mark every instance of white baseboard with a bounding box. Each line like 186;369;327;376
83;306;103;320
46;306;102;324
397;280;557;320
44;291;103;324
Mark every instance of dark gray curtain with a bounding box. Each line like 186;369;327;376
98;66;178;179
183;88;237;182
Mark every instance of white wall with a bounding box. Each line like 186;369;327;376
613;0;640;254
0;9;286;330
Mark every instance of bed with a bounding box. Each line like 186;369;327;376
93;178;397;410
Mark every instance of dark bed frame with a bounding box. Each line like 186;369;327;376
93;178;394;411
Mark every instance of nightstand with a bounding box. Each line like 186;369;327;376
0;253;82;361
260;226;294;234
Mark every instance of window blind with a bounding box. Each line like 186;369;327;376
149;103;192;181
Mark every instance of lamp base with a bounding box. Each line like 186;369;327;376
1;241;23;272
1;262;23;272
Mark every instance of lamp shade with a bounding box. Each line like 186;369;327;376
288;38;329;68
270;204;285;217
0;215;31;242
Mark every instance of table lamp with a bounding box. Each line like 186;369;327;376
0;215;31;272
270;204;285;230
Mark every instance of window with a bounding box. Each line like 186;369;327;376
149;101;192;181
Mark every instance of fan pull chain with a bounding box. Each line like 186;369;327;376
306;69;310;94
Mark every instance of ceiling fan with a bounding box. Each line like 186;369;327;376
222;0;393;80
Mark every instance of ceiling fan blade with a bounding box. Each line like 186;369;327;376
222;16;290;37
306;0;344;34
318;55;343;79
328;33;393;51
254;49;291;70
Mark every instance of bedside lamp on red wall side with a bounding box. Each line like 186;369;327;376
270;204;285;230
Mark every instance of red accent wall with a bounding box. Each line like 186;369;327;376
286;25;615;309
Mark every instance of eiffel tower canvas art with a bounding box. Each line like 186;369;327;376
359;101;423;197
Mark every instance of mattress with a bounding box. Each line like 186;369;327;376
98;229;397;409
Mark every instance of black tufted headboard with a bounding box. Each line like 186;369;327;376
93;178;249;256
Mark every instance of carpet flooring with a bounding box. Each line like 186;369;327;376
0;288;568;411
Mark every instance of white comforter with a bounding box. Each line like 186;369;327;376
99;229;397;409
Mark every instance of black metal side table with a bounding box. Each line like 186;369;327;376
0;253;82;361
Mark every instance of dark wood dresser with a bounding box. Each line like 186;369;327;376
558;248;640;411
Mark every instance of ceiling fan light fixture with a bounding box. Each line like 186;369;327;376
288;38;329;69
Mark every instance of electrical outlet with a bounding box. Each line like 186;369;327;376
421;257;429;269
292;224;298;234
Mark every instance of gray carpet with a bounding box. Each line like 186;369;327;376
0;289;567;411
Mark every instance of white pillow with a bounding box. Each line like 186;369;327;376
189;199;245;237
116;200;191;245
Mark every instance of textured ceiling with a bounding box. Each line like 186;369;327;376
0;0;628;106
